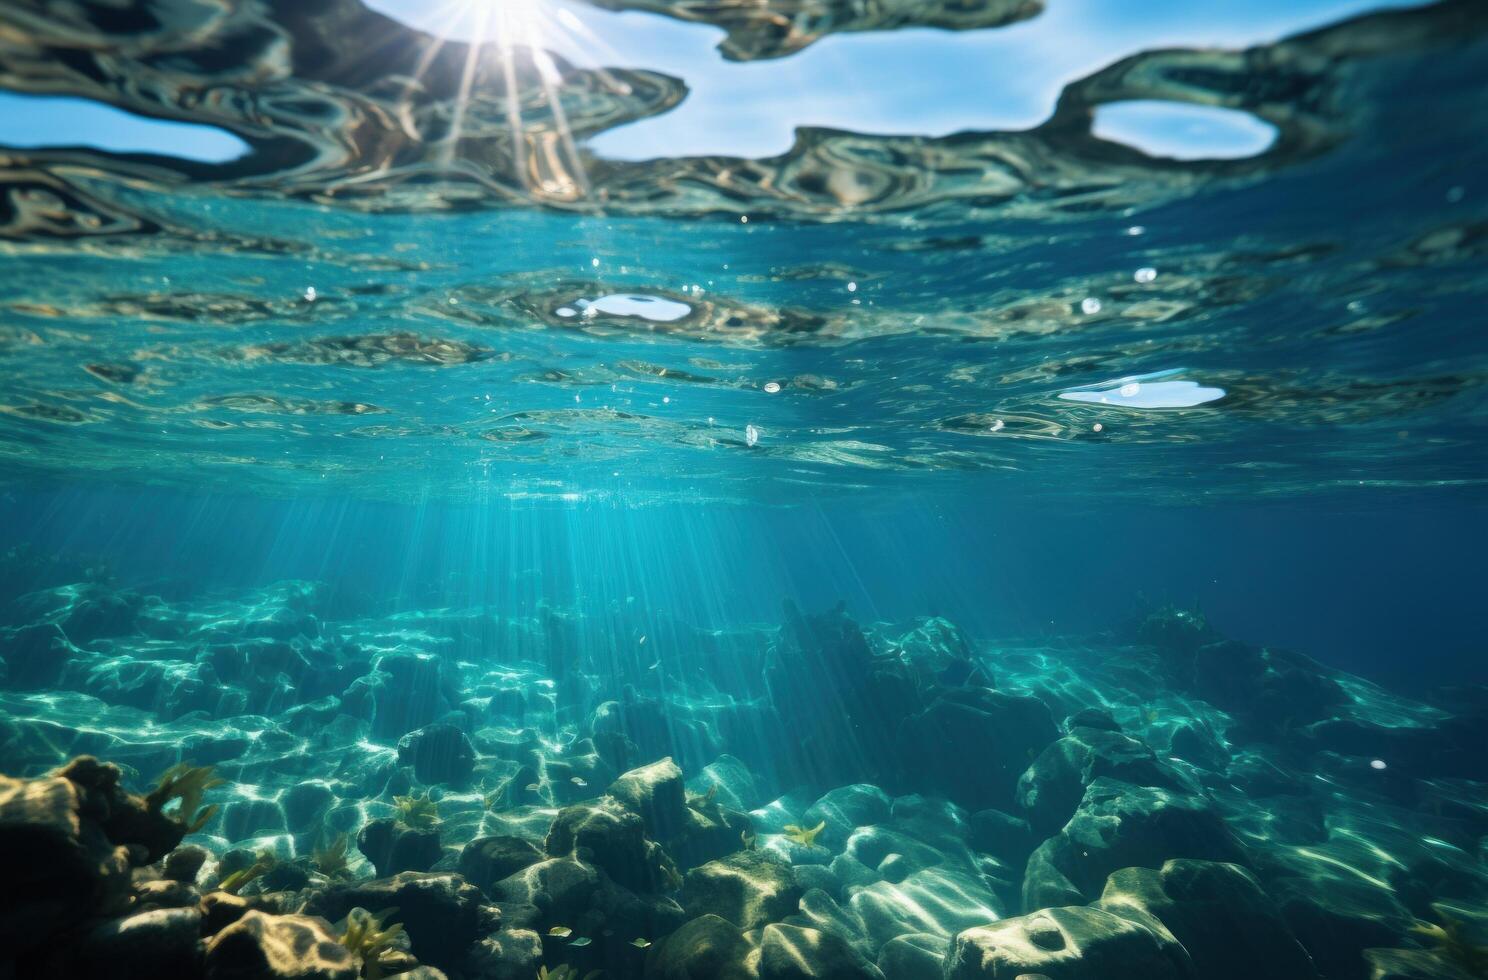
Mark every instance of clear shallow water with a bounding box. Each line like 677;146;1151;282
2;2;1487;980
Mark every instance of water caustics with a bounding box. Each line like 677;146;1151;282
0;0;1485;501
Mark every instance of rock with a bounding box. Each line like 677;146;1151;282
1021;779;1247;909
1016;728;1190;837
56;755;195;862
223;799;287;841
0;622;74;690
967;809;1034;865
1065;707;1121;732
608;757;688;840
283;782;337;833
669;799;754;871
827;852;880;893
846;866;1003;952
134;877;200;909
944;906;1194;979
875;933;945;980
1099;860;1320;980
397;724;476;786
304;872;483;973
203;910;357;980
645;914;755;980
759;922;885;979
77;906;203;979
898;687;1058;812
681;849;803;929
1191;641;1345;729
768;602;923;789
1272;876;1416;980
63;590;145;643
0;769;132;956
260;860;313;892
693;755;762;811
1167;722;1229;770
343;652;452;742
357;817;442;877
803;784;892;850
164;844;210;883
463;928;542;980
492;857;602;928
545;796;674;893
202;892;256;935
458;835;544;896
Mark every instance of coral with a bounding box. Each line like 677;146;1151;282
339;906;406;980
146;763;224;834
392;790;440;831
314;831;353;878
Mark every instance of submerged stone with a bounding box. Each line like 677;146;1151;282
681;849;803;929
944;906;1194;979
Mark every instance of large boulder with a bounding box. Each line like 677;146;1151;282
458;836;544;896
1022;779;1247;910
357;817;441;877
943;906;1194;979
767;601;922;788
343;652;452;741
898;687;1058;812
75;906;203;979
545;796;675;893
0;622;75;690
1016;728;1191;836
463;928;542;980
645;914;755;980
692;755;763;812
304;872;484;972
203;910;358;980
802;785;892;851
397;724;476;786
494;856;687;947
0;770;132;955
608;757;688;841
875;933;946;980
1099;860;1321;980
681;849;803;930
846;865;1004;952
758;922;885;980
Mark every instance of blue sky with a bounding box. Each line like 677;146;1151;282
0;0;1418;163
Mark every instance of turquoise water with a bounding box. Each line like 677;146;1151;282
1;1;1487;979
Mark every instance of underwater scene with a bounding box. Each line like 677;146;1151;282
2;0;1488;978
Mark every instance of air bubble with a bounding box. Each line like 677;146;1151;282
763;382;781;394
1080;297;1102;315
1134;267;1157;284
745;424;759;447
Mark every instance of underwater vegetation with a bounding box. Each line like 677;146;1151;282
394;790;443;831
149;762;226;834
340;906;408;980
